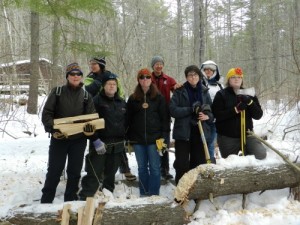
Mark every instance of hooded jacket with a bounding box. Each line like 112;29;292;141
200;60;223;100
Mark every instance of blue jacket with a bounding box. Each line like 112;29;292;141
170;84;213;141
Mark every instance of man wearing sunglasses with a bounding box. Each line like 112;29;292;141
41;63;96;203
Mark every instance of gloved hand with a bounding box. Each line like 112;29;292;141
235;102;247;112
93;139;106;155
83;123;96;136
238;95;253;105
52;131;66;139
156;138;167;156
192;101;202;115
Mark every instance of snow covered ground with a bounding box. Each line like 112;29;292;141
1;96;300;224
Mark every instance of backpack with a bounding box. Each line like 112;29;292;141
55;86;89;114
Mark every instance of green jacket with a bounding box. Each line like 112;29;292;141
84;71;124;98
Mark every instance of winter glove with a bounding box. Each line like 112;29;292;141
124;141;133;155
235;102;247;112
192;101;202;115
156;138;167;156
239;95;253;105
52;131;66;139
93;139;106;155
83;123;96;136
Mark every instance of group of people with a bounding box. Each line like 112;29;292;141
40;56;267;203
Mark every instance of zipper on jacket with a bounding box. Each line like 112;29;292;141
144;94;147;145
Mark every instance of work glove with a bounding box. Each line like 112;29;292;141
52;131;66;139
83;123;96;136
238;95;253;106
235;102;247;112
156;138;167;156
93;139;106;155
192;101;202;115
124;141;133;154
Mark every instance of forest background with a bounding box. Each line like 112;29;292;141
0;0;300;115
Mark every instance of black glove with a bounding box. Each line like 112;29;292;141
238;95;253;105
236;102;247;112
192;101;202;115
83;123;96;136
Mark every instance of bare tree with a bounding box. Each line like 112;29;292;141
27;11;39;114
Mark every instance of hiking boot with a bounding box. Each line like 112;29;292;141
161;170;173;180
124;172;137;181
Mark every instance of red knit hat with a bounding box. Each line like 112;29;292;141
137;68;151;81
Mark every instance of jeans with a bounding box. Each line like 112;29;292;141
134;144;161;196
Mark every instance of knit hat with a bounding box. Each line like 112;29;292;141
137;68;151;81
90;57;106;69
151;56;164;68
226;67;243;81
65;62;83;78
102;71;118;85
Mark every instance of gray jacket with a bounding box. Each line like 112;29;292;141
170;84;213;141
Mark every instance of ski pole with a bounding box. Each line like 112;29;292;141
197;120;211;164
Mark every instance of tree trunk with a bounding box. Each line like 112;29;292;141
50;17;61;90
27;11;40;114
249;0;259;90
176;0;183;76
6;201;186;225
175;163;300;203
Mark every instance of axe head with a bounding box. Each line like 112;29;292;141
235;87;255;97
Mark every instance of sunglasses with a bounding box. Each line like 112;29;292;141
139;75;151;80
69;72;82;77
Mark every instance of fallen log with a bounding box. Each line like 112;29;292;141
175;163;300;204
5;198;185;225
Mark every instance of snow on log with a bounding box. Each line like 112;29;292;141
175;163;300;203
6;197;186;225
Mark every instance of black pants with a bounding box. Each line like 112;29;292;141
119;151;130;173
79;147;122;200
41;137;87;203
173;126;206;184
160;132;170;173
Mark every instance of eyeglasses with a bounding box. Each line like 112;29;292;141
187;72;199;78
230;76;242;79
139;75;151;80
69;72;82;76
204;68;214;72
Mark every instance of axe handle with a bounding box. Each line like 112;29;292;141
197;121;211;163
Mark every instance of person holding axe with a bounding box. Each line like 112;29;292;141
170;65;214;185
212;67;266;160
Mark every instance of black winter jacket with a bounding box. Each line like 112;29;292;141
42;83;95;137
93;90;126;143
170;84;213;141
126;92;169;145
212;87;263;138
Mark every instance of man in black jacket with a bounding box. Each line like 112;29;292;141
41;63;95;203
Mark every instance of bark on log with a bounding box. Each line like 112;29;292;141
175;163;300;203
5;200;185;225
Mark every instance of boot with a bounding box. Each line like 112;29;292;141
124;172;137;181
161;168;173;180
